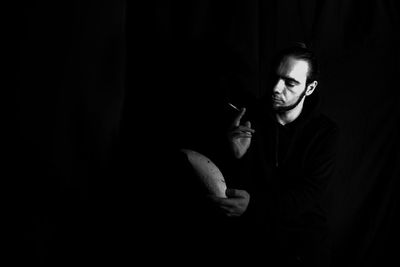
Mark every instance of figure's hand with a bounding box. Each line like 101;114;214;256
227;107;255;158
208;189;250;217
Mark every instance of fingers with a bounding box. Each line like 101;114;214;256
229;130;254;141
229;125;255;138
230;107;255;138
219;205;242;217
215;190;250;217
230;132;252;140
231;126;255;134
232;107;246;127
212;189;250;206
236;124;255;133
208;196;238;210
226;188;249;198
213;199;242;217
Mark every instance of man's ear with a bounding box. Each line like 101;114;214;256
305;81;318;96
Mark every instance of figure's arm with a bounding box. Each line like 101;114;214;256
205;106;255;218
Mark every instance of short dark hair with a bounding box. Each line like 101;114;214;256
273;42;320;85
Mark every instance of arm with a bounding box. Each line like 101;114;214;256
205;108;255;217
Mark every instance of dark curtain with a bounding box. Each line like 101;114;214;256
12;0;399;266
11;1;126;265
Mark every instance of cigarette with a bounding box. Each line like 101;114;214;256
228;102;240;111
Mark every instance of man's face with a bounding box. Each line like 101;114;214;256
271;56;310;112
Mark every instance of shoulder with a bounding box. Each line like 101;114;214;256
309;113;339;134
306;113;340;151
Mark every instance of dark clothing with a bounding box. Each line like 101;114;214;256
160;91;338;266
224;93;339;266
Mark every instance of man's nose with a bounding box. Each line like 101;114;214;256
273;79;285;94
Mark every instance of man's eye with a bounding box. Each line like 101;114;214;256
285;81;296;87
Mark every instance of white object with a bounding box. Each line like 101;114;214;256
180;149;227;198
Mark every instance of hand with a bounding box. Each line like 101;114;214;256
227;107;255;158
208;189;250;217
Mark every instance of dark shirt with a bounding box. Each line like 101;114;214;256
225;93;339;266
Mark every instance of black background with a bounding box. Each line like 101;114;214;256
10;0;400;266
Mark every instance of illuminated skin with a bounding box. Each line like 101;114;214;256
272;56;318;125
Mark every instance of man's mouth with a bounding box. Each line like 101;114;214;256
272;97;283;102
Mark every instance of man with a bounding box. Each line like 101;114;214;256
211;43;339;266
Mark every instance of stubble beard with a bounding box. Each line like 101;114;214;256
272;87;307;114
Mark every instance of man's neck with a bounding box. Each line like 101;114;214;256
275;100;304;125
